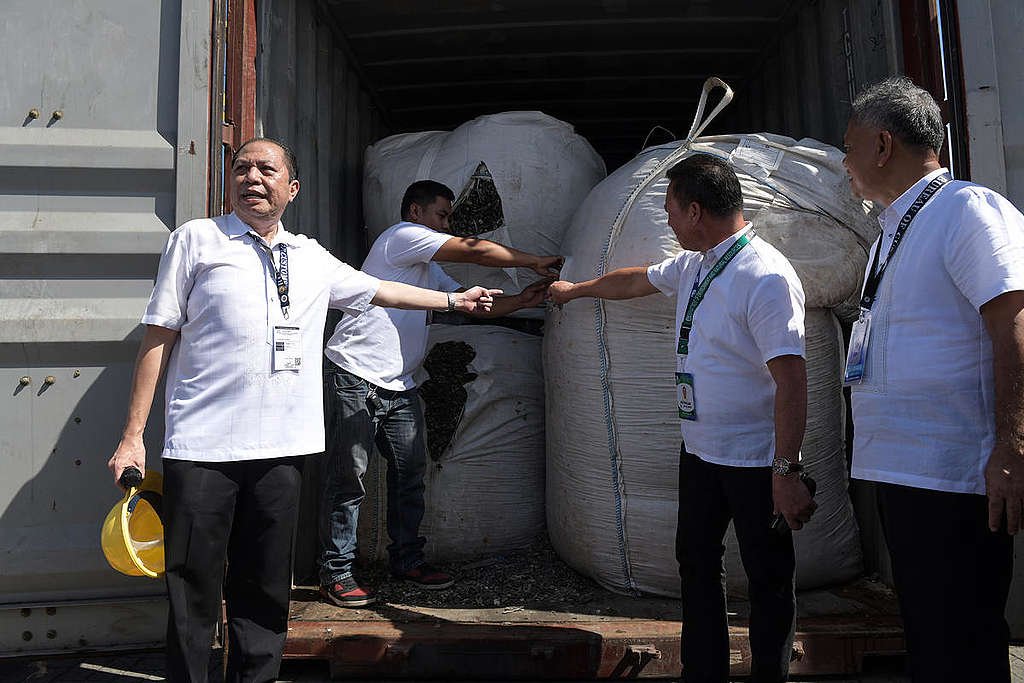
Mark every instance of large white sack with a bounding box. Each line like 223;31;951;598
544;134;877;597
362;111;607;305
358;325;546;562
356;112;605;564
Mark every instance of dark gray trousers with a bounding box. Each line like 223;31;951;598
677;448;796;683
163;456;303;683
876;482;1013;683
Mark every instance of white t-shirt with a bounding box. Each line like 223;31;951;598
647;225;806;467
142;213;381;461
324;222;461;390
851;168;1024;494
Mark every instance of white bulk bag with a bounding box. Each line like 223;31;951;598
544;82;876;596
356;112;605;564
358;325;546;561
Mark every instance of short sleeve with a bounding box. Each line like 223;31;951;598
943;189;1024;310
646;253;691;297
429;263;462;292
384;224;454;267
326;261;381;315
747;271;806;363
141;226;194;330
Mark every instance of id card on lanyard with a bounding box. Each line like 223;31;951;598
843;173;951;385
676;230;754;420
251;232;301;372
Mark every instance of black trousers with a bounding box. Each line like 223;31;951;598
677;449;796;683
876;482;1014;683
163;456;304;683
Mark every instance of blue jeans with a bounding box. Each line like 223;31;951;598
318;365;427;585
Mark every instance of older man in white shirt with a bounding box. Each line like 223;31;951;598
106;138;497;683
843;76;1024;683
549;154;816;683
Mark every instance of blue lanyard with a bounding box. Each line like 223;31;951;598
251;233;290;320
861;173;951;310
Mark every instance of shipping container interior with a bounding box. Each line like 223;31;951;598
236;0;907;583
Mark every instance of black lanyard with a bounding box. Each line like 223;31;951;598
860;173;951;310
250;232;290;319
678;229;754;355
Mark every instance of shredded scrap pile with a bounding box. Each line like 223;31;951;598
418;341;477;461
356;534;598;610
448;161;505;237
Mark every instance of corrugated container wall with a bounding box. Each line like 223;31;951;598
724;0;901;163
0;0;211;655
255;0;387;263
253;0;388;581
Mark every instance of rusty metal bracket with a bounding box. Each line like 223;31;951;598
609;643;663;678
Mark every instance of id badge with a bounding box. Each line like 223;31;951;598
842;310;872;385
676;372;697;421
272;325;302;371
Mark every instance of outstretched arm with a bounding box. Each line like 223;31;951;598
433;237;563;277
548;267;659;304
372;280;501;314
108;324;179;489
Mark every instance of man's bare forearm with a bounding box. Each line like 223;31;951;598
436;238;538;269
767;354;807;464
373;280;450;310
981;291;1024;532
372;280;498;313
550;267;659;303
985;294;1024;453
121;325;179;439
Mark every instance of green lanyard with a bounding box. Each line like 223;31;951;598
677;230;754;355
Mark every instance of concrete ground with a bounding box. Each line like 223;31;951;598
0;646;1022;682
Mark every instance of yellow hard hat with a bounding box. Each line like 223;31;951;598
100;468;165;578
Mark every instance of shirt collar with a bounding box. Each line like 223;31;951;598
226;212;303;247
877;167;949;229
705;222;753;259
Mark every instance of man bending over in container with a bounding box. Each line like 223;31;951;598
318;179;562;606
548;155;816;683
108;139;498;683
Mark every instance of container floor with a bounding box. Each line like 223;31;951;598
284;540;907;678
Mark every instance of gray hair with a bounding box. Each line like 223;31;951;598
850;76;945;154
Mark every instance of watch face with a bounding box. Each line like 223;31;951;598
772;458;789;475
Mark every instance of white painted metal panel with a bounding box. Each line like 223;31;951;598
0;0;210;654
958;0;1024;640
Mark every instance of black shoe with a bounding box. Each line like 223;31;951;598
319;576;376;607
393;563;455;590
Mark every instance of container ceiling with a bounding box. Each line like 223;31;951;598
322;0;795;168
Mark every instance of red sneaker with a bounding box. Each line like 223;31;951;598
319;576;376;607
394;563;454;590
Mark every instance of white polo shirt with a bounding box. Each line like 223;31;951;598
851;168;1024;494
325;222;461;390
647;225;806;467
142;212;381;462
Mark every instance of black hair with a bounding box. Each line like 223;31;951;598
232;137;298;180
401;180;455;221
666;154;743;218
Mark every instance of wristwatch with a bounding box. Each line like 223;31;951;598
446;291;456;312
771;457;804;476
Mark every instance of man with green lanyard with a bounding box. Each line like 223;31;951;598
548;154;816;683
